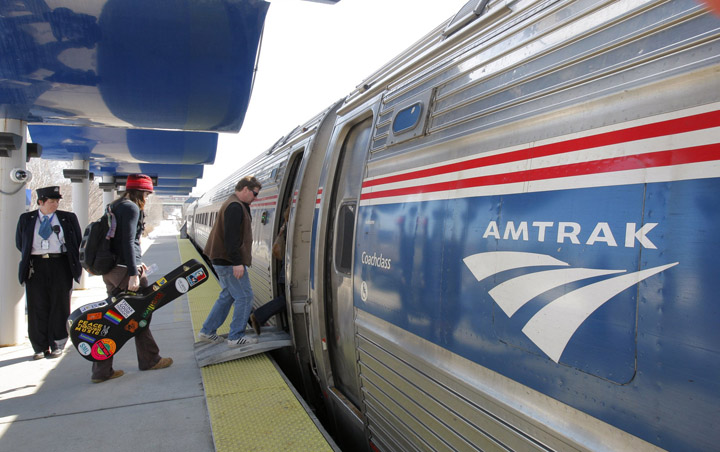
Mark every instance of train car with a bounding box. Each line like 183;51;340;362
180;197;198;238
188;0;720;450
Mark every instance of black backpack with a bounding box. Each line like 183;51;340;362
79;202;118;275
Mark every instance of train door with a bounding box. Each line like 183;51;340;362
276;150;303;301
324;116;373;408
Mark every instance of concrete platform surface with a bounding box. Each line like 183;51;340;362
0;233;214;452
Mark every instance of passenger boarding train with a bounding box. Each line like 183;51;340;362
186;0;720;450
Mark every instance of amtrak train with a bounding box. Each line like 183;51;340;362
186;0;720;450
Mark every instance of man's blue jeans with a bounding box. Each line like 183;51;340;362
201;265;254;340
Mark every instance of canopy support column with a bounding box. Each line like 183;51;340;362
65;158;90;289
0;119;29;346
101;176;116;207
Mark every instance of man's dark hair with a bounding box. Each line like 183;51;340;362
235;176;261;192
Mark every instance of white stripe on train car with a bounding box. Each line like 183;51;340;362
360;106;720;206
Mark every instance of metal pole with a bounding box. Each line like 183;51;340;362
0;119;28;346
71;157;90;289
102;176;116;207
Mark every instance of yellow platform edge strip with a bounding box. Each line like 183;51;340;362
177;238;334;452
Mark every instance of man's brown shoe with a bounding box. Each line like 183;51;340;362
250;313;261;336
148;357;173;370
91;370;124;383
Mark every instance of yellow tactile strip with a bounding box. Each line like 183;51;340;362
177;239;333;452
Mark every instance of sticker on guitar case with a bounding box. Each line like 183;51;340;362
175;278;189;293
75;320;103;335
80;301;108;313
124;319;139;333
103;309;123;325
186;269;207;286
91;338;117;360
78;342;92;356
115;300;135;318
78;333;96;343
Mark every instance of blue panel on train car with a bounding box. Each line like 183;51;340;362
354;178;720;451
358;185;649;382
356;201;451;342
471;186;646;383
310;207;319;291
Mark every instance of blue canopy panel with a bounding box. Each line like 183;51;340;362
1;0;270;132
154;186;192;196
157;178;197;188
92;163;204;180
28;126;217;164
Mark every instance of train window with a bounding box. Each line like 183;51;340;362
384;89;432;147
392;102;423;135
335;202;356;275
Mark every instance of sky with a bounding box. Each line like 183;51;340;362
193;0;470;195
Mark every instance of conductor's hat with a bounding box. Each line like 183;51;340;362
37;186;62;200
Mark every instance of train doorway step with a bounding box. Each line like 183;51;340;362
194;327;291;367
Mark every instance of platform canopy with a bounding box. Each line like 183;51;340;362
1;0;271;195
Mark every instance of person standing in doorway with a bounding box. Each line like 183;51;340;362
197;175;262;347
250;206;289;335
16;186;82;360
90;174;173;383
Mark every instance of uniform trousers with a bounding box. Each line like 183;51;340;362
91;266;162;380
26;256;73;354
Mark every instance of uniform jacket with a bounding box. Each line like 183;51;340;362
15;209;82;284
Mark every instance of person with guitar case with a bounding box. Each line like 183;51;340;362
90;174;172;383
68;259;209;367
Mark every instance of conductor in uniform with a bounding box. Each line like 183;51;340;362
16;186;82;360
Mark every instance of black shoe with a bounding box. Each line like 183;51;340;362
47;349;62;359
32;352;45;360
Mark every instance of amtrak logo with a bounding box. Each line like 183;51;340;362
463;252;678;363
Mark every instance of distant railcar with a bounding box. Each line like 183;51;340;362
188;0;720;450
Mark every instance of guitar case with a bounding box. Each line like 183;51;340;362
67;259;209;362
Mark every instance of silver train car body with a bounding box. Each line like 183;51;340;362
188;0;720;450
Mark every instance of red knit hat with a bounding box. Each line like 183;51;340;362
125;174;154;192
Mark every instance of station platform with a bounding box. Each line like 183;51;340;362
0;225;338;452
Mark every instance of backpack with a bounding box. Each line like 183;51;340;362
79;202;118;275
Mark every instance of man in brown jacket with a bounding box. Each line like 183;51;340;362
197;176;262;347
